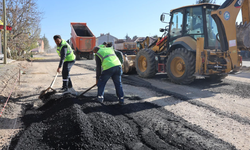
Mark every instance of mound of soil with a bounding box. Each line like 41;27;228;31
7;94;236;150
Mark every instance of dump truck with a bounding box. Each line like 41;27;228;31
115;41;137;55
123;0;250;84
70;22;96;60
114;41;137;73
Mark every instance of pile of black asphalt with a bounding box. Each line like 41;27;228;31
7;93;236;150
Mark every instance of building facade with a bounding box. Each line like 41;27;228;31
30;39;44;53
96;33;118;47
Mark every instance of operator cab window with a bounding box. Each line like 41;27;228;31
170;12;183;38
185;7;204;40
206;8;221;49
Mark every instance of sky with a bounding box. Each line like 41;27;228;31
37;0;241;48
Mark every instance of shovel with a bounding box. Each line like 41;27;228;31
78;84;97;97
38;72;58;99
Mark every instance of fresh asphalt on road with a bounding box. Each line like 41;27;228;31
74;58;250;80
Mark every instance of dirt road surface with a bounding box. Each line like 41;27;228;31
1;53;250;149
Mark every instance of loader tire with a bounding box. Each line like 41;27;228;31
166;48;195;84
135;49;157;78
122;55;130;74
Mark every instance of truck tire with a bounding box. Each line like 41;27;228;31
135;48;157;78
87;53;94;60
75;53;81;60
166;48;195;84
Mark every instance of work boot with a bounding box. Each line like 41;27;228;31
97;96;104;103
119;100;124;105
119;97;124;105
59;87;69;93
59;81;69;93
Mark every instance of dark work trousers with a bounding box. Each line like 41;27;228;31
62;60;75;88
97;65;124;102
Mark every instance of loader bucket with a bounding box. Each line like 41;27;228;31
122;54;136;74
236;22;250;49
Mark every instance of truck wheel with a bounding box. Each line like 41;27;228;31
75;53;81;60
135;49;156;78
87;53;94;60
166;48;195;84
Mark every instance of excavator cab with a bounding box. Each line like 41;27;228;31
155;2;244;84
130;0;246;84
161;4;221;51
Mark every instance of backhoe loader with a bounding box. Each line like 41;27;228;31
123;0;250;84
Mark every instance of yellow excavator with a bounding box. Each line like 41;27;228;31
122;0;250;84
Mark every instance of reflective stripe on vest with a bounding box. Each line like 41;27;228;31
56;39;75;62
96;48;121;71
95;53;116;60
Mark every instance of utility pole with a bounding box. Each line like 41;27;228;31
3;0;7;64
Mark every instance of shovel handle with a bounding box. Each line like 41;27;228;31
79;84;97;97
49;72;58;88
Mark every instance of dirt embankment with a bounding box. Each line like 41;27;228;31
0;61;31;149
6;93;236;150
0;62;27;98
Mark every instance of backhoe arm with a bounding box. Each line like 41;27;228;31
137;37;150;51
242;0;250;23
211;0;243;70
237;0;250;50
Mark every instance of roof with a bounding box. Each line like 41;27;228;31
170;3;220;12
97;33;118;40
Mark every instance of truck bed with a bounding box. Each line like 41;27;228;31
70;22;96;53
73;24;93;37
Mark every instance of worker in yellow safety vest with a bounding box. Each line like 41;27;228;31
92;46;124;105
54;35;76;94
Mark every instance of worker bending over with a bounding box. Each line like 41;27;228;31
53;35;76;93
93;46;124;105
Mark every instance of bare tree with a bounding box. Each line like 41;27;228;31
125;34;132;42
152;35;158;39
196;0;216;4
0;0;42;57
132;35;138;41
